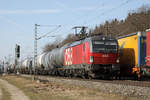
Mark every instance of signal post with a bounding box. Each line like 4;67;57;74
15;44;20;74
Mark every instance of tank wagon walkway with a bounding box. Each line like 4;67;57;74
0;79;29;100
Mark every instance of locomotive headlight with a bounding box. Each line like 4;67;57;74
116;59;120;63
89;56;93;63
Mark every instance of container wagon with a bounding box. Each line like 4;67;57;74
146;29;150;66
118;32;146;78
141;29;150;77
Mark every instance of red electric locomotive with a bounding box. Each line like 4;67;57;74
63;35;120;79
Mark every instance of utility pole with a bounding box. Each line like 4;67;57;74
34;24;40;74
33;24;60;75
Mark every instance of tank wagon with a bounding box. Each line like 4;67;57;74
20;58;33;74
21;35;120;79
118;32;146;78
36;45;67;75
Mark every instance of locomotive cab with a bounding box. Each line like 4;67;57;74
89;36;120;78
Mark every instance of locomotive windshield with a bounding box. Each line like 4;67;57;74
92;40;118;53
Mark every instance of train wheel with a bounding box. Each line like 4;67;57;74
87;75;92;80
81;75;86;79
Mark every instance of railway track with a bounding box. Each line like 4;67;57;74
20;74;150;88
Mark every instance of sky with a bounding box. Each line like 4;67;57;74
0;0;150;62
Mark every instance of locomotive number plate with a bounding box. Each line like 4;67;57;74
102;54;109;57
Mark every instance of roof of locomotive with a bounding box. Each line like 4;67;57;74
90;35;116;41
69;35;117;47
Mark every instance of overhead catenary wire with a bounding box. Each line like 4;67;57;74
37;25;61;40
36;25;61;27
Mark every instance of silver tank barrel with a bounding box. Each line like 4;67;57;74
41;44;68;69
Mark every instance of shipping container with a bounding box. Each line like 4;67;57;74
146;29;150;66
140;29;150;77
118;32;146;76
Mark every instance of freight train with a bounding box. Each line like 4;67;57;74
17;28;150;80
20;35;120;79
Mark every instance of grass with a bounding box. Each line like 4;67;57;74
0;75;137;100
0;75;74;100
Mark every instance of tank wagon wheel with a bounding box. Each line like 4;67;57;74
66;73;71;78
72;73;77;78
29;70;32;75
70;74;74;78
81;75;86;79
88;75;92;80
